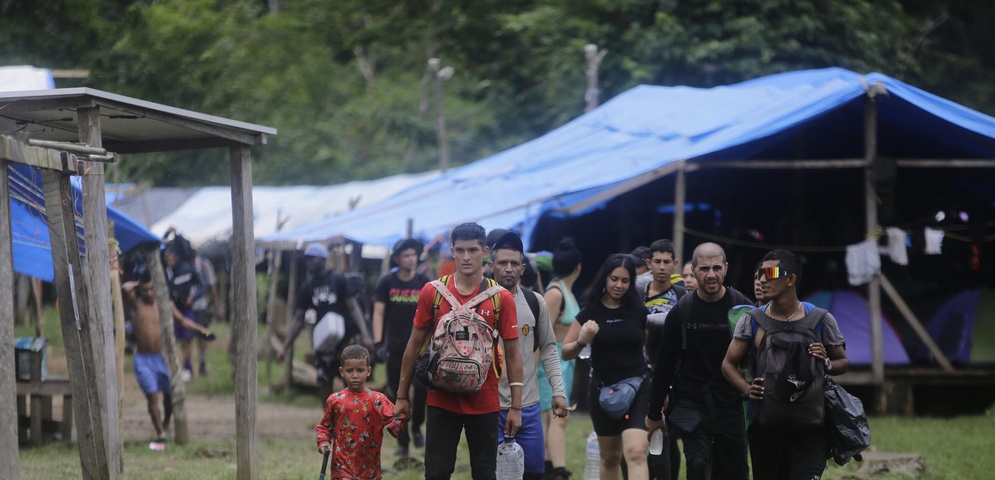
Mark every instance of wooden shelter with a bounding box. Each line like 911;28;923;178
0;88;275;480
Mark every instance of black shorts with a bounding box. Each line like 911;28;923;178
193;309;212;328
589;375;652;437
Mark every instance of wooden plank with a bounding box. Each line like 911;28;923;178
15;379;74;396
42;168;112;479
880;274;955;371
109;222;126;470
696;158;867;169
282;250;298;390
147;252;189;445
230;145;259;480
78;106;121;477
0;134;79;172
896;159;995;168
0;160;21;479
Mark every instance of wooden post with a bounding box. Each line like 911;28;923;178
78;106;121;476
282;250;298;390
42;168;114;479
147;252;189;445
265;248;282;383
0;160;21;480
863;93;885;387
230;145;259;480
109;223;126;472
673;160;687;263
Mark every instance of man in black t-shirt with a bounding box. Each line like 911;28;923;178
278;242;373;401
645;242;750;480
373;238;429;456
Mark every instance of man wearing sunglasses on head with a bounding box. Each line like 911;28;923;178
721;249;849;480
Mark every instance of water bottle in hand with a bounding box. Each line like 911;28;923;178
583;431;600;480
496;436;525;480
649;429;664;455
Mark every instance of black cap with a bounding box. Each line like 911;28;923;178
488;230;524;254
629;246;651;262
391;238;424;258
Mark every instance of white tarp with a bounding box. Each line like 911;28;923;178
0;65;54;91
151;170;441;247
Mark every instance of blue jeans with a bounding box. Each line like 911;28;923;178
425;406;499;480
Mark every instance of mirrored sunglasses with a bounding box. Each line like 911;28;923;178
755;266;791;280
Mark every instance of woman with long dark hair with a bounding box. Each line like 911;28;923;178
562;253;651;480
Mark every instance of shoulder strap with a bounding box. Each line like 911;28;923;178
520;287;541;351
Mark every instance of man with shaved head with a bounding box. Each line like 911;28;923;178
645;243;752;480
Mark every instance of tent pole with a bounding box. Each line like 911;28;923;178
673;160;687;263
863;92;885;389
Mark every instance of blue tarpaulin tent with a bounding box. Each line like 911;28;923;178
259;67;995;249
805;290;911;366
8;163;161;281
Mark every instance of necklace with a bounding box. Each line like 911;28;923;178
766;301;802;321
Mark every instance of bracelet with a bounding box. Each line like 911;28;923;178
396;397;408;401
509;382;524;388
509;406;522;410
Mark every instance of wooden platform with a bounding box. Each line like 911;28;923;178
15;348;73;446
835;367;995;415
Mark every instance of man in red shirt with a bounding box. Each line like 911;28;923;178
394;222;525;479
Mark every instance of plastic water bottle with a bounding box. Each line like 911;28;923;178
578;342;592;360
583;431;600;480
649;429;664;455
496;436;525;480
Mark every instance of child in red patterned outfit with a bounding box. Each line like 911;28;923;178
316;345;405;479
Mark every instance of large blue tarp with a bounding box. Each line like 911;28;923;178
8;163;161;281
260;67;995;249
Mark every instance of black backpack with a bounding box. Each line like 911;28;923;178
747;307;828;431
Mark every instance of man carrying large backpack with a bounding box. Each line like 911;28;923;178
394;222;525;480
721;249;850;480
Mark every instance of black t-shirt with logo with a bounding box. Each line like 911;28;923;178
575;302;648;385
297;270;354;340
374;271;430;351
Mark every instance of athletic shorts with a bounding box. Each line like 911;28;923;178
498;403;546;474
134;353;170;395
538;341;574;411
174;308;197;341
588;375;651;437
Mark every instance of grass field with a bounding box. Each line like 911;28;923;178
14;313;995;479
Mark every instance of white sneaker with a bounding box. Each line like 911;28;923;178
181;370;192;382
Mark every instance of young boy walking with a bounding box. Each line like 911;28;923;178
315;345;404;479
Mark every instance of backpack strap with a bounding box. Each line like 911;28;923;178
520;287;541;352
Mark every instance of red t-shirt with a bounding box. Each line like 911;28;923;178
315;389;395;479
413;276;519;414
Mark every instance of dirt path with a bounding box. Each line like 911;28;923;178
46;353;320;444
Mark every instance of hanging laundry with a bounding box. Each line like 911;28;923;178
924;227;944;255
846;239;880;286
886;227;909;265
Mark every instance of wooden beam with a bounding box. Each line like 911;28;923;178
78;106;121;477
0;159;21;479
109;223;127;472
895;159;995;168
696;159;867;169
0;135;79;172
230;144;259;480
864;94;885;389
93;98;264;146
673;160;687;263
880;275;955;371
42;168;113;479
565;160;685;214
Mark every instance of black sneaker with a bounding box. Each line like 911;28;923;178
550;467;571;480
394;446;409;457
412;428;425;448
199;362;208;377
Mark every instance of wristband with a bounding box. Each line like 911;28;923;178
396;397;408;401
509;406;522;410
509;382;524;388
